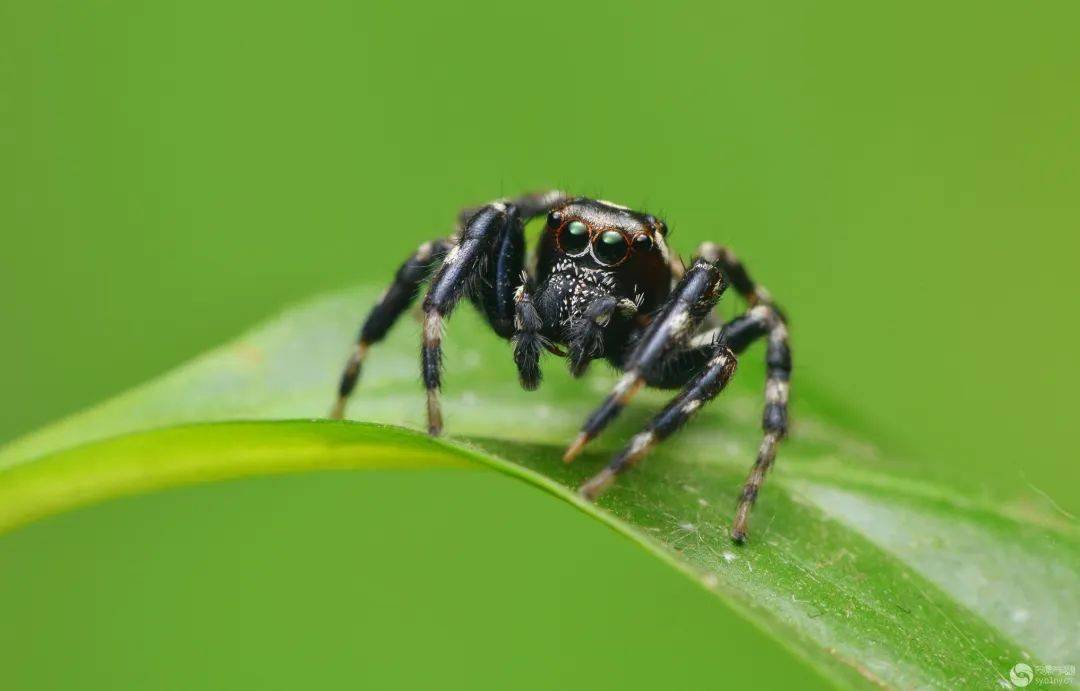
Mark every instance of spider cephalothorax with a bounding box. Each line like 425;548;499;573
331;191;791;543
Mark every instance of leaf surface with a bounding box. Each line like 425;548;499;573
1;287;1076;689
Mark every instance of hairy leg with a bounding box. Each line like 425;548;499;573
564;258;727;460
423;191;567;434
692;243;793;541
573;239;792;544
696;242;777;310
331;239;451;419
422;204;511;434
579;344;738;498
731;306;790;543
566;295;640;377
512;281;546;390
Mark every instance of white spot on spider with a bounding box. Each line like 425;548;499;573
490;201;508;212
667;309;690;335
628;432;655;457
613;372;639;398
424;313;443;343
689;328;721;349
443;246;461;265
682;399;703;415
765;379;790;405
707;352;731;368
748;304;771;324
617;298;639;316
697;241;722;262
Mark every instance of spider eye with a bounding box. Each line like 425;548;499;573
633;234;654;252
593;230;630;265
559;220;590;255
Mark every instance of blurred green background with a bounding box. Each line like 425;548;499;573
2;1;1077;688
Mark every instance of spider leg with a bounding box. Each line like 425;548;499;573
470;206;528;338
566;296;638;377
579;343;738;499
563;258;727;461
456;189;569;231
578;303;789;543
696;242;787;320
730;304;790;543
690;243;793;542
331;238;452;419
424;191;568;434
422;204;512;435
578;237;791;544
512;282;545;390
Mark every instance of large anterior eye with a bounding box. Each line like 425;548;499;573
594;230;630;265
559;221;590;255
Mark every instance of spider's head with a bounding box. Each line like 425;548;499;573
544;198;670;270
535;197;674;318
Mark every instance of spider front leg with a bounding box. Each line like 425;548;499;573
422;203;515;434
331;238;452;419
564;258;726;460
572;241;791;544
578;303;790;543
423;191;567;434
579;343;738;498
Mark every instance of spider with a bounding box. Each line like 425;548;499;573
330;191;791;543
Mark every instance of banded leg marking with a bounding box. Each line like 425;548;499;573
564;258;726;461
331;239;450;419
580;345;738;499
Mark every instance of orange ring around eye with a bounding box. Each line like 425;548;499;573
557;220;591;256
593;230;631;266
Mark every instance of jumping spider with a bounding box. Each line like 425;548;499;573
331;191;791;543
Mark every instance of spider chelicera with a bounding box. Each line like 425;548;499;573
330;191;791;543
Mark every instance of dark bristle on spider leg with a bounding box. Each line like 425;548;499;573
331;191;791;544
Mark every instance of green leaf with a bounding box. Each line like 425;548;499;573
1;287;1076;689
